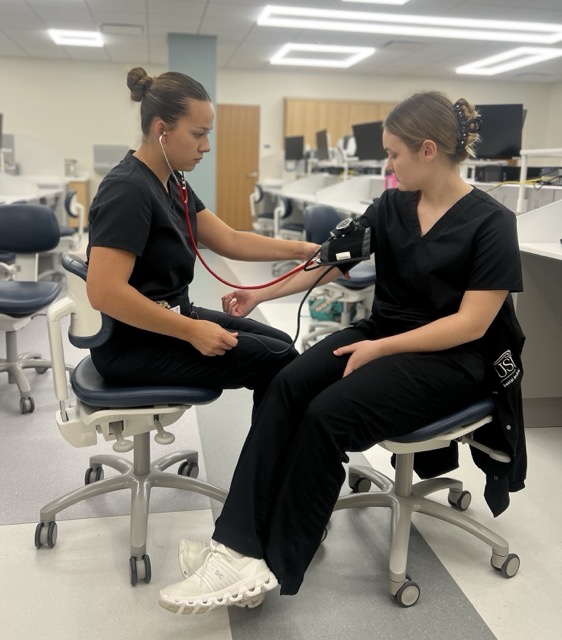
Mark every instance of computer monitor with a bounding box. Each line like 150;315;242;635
316;129;331;162
284;135;305;161
352;121;385;161
474;104;524;160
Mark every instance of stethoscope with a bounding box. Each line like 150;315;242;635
158;134;321;291
156;133;334;354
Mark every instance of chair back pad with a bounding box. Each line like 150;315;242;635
62;255;114;349
304;204;344;244
0;204;60;253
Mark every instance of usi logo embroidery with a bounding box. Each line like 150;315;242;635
493;350;521;388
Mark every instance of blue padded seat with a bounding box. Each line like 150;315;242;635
59;226;76;237
71;357;221;409
390;398;495;443
0;281;60;317
335;263;377;290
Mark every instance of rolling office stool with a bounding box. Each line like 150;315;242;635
0;204;62;413
36;255;227;585
334;398;519;607
300;204;376;349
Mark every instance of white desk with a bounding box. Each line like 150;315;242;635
516;200;562;427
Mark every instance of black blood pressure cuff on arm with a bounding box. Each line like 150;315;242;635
317;221;371;268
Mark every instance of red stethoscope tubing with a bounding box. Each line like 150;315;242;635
177;182;314;290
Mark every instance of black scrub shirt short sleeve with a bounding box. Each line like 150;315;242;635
467;203;523;293
88;177;152;256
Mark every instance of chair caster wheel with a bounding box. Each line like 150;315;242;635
349;471;371;493
395;580;420;607
35;521;57;549
130;554;151;586
84;466;104;485
178;460;199;478
20;397;35;414
448;489;471;511
491;553;520;578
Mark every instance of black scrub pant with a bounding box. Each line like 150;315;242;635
213;321;487;596
90;306;299;415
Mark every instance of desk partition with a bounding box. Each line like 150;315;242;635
516;199;562;427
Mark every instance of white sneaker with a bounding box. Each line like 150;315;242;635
178;539;265;609
178;538;210;579
160;541;278;615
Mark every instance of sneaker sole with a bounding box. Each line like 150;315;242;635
159;572;278;615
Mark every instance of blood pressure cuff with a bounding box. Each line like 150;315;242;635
318;224;371;267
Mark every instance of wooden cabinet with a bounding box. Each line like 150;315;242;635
67;178;90;228
284;98;396;147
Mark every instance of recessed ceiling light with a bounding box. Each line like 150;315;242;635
271;43;375;68
456;47;562;76
48;29;104;47
100;23;144;37
257;6;562;44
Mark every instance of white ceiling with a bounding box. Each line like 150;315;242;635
1;0;562;82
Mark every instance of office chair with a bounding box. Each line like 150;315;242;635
0;204;62;414
249;184;275;237
334;398;520;607
35;255;227;585
39;189;86;281
300;204;376;350
272;196;307;276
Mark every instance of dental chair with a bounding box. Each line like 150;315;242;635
39;189;86;280
334;398;520;607
35;255;227;585
0;204;62;413
249;183;275;237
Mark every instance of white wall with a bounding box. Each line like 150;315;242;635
1;57;561;195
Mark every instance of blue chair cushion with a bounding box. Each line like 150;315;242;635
59;226;75;238
335;263;377;289
71;357;222;408
0;281;61;316
281;223;304;232
389;398;495;443
0;204;60;253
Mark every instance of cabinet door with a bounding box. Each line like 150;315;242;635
67;180;90;228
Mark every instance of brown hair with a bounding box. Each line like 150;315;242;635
384;91;480;163
127;67;211;136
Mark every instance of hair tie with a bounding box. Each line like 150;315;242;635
453;101;481;154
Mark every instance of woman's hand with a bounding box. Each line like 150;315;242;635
188;320;238;356
333;340;382;377
221;289;259;317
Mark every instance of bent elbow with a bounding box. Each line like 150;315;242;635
86;282;105;312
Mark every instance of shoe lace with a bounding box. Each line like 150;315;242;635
195;542;232;582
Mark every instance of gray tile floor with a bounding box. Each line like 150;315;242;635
1;248;560;639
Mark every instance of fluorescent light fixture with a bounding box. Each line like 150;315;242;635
456;47;562;76
100;23;144;37
341;0;410;4
271;43;375;68
48;29;104;47
257;6;562;44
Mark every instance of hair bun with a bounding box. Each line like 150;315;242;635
127;67;153;102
